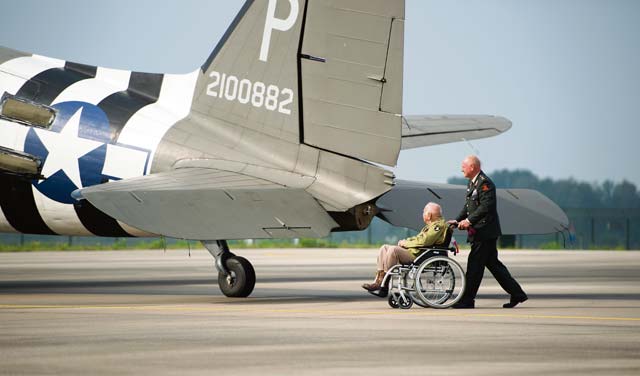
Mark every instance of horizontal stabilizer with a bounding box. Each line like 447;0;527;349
401;115;512;150
75;167;337;240
376;180;568;235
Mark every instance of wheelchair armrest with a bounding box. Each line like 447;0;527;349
412;246;456;265
416;245;456;253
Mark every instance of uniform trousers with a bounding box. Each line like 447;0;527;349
377;245;415;272
461;238;526;304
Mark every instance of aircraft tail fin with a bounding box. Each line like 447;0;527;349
189;0;405;167
192;0;306;148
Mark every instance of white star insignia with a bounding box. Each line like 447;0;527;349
34;107;104;188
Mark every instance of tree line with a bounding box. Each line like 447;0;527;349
447;169;640;209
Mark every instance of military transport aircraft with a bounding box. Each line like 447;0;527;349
0;0;567;298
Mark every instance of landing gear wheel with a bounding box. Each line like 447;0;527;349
217;256;256;297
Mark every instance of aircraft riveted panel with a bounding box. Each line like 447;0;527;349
401;115;512;150
77;167;338;240
300;0;404;166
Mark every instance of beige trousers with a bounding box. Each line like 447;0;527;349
377;245;415;272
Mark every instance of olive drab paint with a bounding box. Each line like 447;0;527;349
260;0;299;62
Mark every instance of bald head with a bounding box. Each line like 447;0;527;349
422;202;443;223
461;155;482;179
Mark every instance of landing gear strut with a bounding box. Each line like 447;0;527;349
203;240;256;298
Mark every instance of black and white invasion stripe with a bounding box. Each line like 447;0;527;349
74;71;164;237
0;62;97;235
0;53;197;237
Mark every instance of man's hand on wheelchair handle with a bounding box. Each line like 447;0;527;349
457;219;471;230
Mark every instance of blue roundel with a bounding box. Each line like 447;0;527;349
24;101;111;204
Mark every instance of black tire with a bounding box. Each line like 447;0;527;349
218;256;256;298
388;292;413;309
388;293;400;309
399;294;413;310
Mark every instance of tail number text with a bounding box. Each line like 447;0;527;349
206;71;293;115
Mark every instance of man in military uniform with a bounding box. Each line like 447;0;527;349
449;155;528;309
363;202;449;295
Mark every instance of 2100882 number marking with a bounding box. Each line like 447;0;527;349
206;71;293;115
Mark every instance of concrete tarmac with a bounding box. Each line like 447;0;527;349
0;248;639;375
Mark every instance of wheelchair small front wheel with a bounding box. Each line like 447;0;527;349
388;292;413;309
388;293;400;309
398;294;413;309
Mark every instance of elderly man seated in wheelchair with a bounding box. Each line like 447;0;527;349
362;202;465;309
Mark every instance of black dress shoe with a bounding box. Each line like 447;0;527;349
451;301;474;309
503;295;528;308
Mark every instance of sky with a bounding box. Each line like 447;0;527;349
0;0;638;186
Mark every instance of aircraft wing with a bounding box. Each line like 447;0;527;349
401;115;512;150
74;167;338;240
376;180;568;235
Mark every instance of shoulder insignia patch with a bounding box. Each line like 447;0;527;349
482;184;490;192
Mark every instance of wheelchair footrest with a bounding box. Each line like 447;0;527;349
367;287;389;298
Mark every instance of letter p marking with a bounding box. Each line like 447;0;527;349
260;0;299;62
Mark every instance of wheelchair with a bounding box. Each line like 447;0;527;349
381;226;466;309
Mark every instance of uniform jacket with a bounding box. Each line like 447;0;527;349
455;171;502;242
402;217;449;257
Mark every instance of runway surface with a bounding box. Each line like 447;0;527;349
1;248;639;375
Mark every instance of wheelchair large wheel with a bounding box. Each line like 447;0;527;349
414;256;465;309
400;270;430;308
